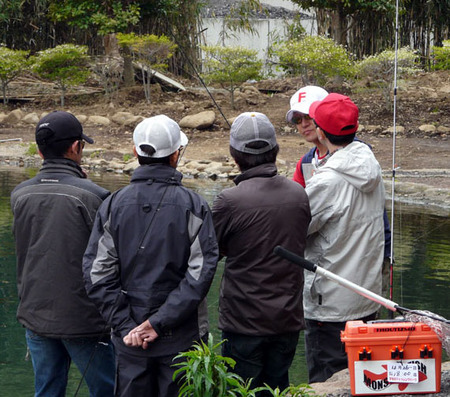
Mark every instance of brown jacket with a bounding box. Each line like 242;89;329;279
212;163;311;335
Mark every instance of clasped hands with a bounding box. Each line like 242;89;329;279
123;319;159;350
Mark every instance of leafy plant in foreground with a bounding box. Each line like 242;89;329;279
173;333;318;397
174;334;240;397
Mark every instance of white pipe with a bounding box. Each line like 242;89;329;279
314;266;399;312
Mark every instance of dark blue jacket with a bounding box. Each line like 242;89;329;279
83;164;218;356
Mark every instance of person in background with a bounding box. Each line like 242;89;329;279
303;94;385;383
286;85;329;187
83;115;218;397
10;111;115;396
212;112;311;394
287;86;392;301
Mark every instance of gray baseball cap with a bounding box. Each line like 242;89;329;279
230;112;277;155
133;115;188;158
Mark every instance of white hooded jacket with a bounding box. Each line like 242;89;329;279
304;141;385;321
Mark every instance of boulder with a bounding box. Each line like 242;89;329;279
179;110;216;130
75;114;88;123
21;113;40;125
383;125;405;134
87;115;111;126
419;124;437;133
111;112;135;126
4;109;25;124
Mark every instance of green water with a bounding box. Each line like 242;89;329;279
1;167;449;396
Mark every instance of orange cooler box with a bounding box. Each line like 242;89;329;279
341;320;442;395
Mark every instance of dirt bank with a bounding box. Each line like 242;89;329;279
1;72;449;213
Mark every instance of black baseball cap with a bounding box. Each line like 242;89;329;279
35;111;94;145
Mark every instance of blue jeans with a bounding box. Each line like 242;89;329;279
222;331;299;395
26;329;115;397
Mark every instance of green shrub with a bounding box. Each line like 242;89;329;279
33;44;91;107
272;36;354;84
122;153;133;162
355;46;421;111
117;33;177;103
26;143;38;156
0;46;30;104
201;45;263;109
431;40;450;71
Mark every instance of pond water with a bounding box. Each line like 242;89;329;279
0;166;449;396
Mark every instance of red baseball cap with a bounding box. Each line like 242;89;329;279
309;93;359;136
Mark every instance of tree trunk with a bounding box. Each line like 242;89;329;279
122;47;135;87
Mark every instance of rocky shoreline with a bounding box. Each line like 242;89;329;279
1;107;449;215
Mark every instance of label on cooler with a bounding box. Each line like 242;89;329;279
387;363;418;383
354;359;437;394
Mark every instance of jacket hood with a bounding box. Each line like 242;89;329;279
319;141;382;193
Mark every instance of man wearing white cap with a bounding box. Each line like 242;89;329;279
83;115;219;396
286;85;329;187
212;112;311;393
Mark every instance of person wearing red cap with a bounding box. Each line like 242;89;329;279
303;94;386;383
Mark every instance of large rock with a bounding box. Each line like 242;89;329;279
4;109;25;124
179;110;216;129
419;124;437;133
21;112;40;125
87;115;111;126
111;111;136;126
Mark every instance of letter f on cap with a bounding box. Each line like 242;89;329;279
298;92;307;102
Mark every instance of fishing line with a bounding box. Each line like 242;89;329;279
170;30;232;128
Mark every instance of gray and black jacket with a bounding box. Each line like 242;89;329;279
83;164;219;357
10;158;110;338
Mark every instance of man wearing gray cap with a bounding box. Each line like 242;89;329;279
212;112;311;393
83;114;219;396
11;110;114;396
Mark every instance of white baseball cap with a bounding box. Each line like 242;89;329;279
133;115;188;158
230;112;277;155
286;86;328;123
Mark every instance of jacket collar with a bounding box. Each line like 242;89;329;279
41;158;86;178
131;164;183;185
234;163;278;185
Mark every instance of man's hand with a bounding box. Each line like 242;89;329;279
123;320;159;349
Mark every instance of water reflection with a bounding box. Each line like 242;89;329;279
0;167;448;395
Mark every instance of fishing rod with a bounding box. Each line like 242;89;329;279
273;246;450;326
389;0;400;309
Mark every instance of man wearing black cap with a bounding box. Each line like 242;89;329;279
212;112;311;394
10;111;114;396
303;94;385;383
